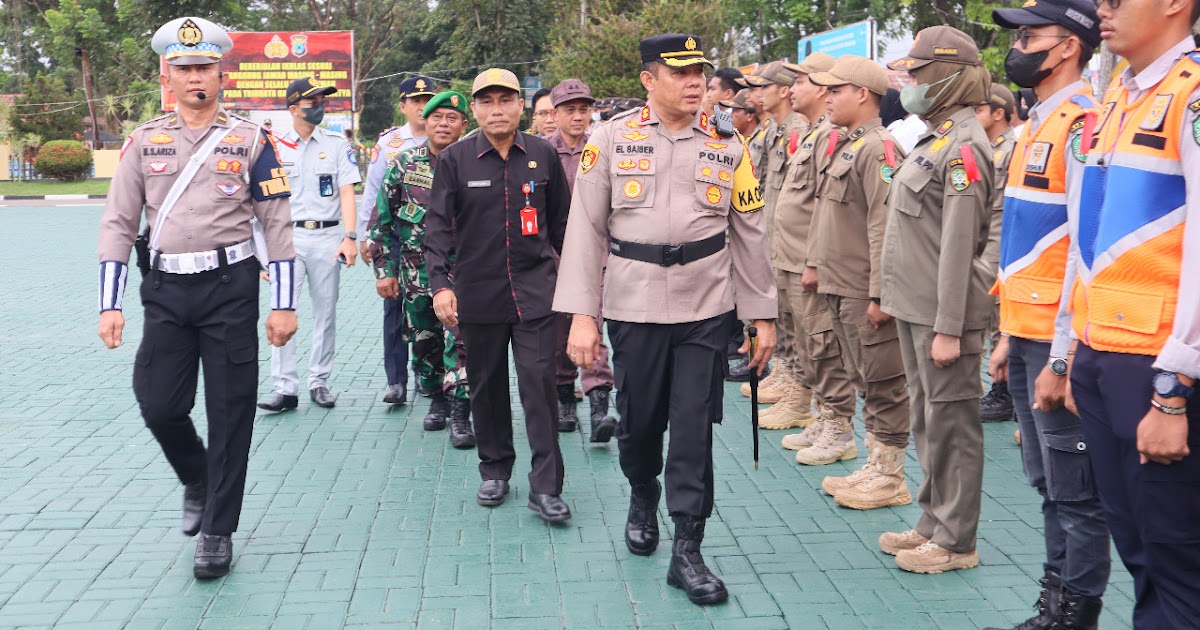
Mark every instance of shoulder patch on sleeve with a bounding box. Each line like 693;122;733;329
731;143;764;213
580;144;600;174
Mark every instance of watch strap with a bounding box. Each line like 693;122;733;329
1151;399;1189;416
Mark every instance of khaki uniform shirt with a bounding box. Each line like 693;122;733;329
763;112;809;246
982;126;1017;273
771;116;837;272
810;118;906;300
553;106;777;324
98;108;295;263
880;107;996;336
748;120;774;186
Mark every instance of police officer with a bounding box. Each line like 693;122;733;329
804;58;913;498
97;17;297;578
555;34;776;606
981;2;1111;628
877;26;995;574
426;68;573;523
368;91;475;448
358;76;436;405
257;78;361;411
1067;0;1200;626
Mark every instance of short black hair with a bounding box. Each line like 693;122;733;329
986;102;1014;123
713;67;744;94
532;88;553;108
641;61;662;76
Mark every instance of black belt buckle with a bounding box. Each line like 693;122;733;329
660;244;682;267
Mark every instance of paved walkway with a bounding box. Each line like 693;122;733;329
0;204;1133;629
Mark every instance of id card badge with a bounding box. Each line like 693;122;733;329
520;206;538;236
319;174;334;197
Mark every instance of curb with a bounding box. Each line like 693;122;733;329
0;194;107;201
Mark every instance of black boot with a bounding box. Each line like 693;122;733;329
424;391;449;431
588;389;618;443
557;384;578;432
1052;590;1102;630
984;570;1062;630
182;481;206;537
625;480;661;556
666;516;728;605
448;397;475;449
980;380;1015;422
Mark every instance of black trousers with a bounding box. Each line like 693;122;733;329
459;314;564;495
607;311;733;519
133;258;259;536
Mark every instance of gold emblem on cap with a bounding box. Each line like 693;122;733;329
488;69;503;83
685;37;697;51
177;19;202;47
416;79;427;90
450;94;460;107
528;161;537;168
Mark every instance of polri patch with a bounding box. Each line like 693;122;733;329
580;144;600;174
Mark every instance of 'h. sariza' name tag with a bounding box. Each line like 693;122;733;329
468;180;492;188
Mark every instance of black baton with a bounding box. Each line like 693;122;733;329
748;326;760;470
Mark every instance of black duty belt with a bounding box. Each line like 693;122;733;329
293;220;340;229
609;233;725;267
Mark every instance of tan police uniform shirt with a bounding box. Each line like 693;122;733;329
771;116;837;272
99;108;295;262
880;107;995;336
763;112;809;239
748;119;774;185
553;106;777;324
810;118;905;300
982;126;1017;273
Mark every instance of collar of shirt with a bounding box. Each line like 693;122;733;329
1029;80;1089;134
1121;37;1195;100
280;127;336;149
162;106;236;129
473;127;527;158
546;129;589;155
919;106;975;141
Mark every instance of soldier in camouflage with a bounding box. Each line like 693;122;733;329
368;91;474;449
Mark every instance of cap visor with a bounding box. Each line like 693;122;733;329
992;8;1055;29
886;56;934;71
471;84;520;97
407;90;436;98
808;72;849;87
166;55;221;66
662;56;713;68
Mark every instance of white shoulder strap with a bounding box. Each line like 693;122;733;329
150;125;237;252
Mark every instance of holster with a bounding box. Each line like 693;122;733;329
135;227;151;277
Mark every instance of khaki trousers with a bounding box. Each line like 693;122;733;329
781;271;856;417
827;295;910;448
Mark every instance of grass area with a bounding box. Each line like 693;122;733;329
0;179;110;196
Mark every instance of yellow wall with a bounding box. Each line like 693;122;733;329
0;144;9;181
93;149;119;179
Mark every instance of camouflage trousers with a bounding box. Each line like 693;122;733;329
404;291;468;399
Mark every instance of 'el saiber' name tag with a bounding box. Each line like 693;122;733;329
468;180;492;188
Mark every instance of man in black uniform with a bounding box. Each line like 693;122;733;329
97;17;297;578
426;68;573;523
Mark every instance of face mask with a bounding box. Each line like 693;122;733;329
900;71;961;117
300;105;325;126
591;111;602;122
1004;41;1066;89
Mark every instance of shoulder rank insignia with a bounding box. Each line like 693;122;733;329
937;120;954;135
640;106;651;123
991;135;1006;148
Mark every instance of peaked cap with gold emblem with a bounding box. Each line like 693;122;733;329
639;33;713;68
151;17;234;66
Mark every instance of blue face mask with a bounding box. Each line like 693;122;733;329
300;104;325;126
899;71;961;117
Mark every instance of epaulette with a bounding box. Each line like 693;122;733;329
135;113;174;131
377;126;399;138
933;119;955;137
609;107;640;123
1069;94;1097;110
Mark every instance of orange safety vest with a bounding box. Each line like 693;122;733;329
997;87;1096;341
1073;52;1200;356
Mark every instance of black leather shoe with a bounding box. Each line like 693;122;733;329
448;398;475;449
193;533;232;579
587;389;619;443
666;516;728;605
528;492;572;523
980;380;1014;422
310;386;335;408
625;480;661;555
557;384;578;432
984;571;1062;630
182;482;206;537
476;480;509;506
256;393;298;412
424;391;450;431
383;383;407;405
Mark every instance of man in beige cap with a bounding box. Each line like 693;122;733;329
719;91;759;138
878;25;995;574
802;57;912;503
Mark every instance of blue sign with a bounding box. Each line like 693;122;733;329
797;19;876;61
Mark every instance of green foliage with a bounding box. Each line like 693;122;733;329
34;139;93;181
9;74;85;141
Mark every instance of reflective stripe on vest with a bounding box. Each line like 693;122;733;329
1072;52;1199;355
997;87;1095;341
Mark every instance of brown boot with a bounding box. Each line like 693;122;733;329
741;358;785;397
744;366;791;404
895;541;979;574
758;383;815;430
833;442;912;510
878;529;930;556
781;405;828;451
822;433;877;495
794;413;857;466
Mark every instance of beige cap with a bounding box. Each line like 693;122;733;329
984;83;1017;116
887;25;981;71
809;55;889;96
756;61;797;87
782;52;837;77
471;68;521;96
734;64;773;88
718;90;753;110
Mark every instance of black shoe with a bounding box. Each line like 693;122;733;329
1053;589;1102;630
476;480;509;506
181;482;206;537
980;380;1014;422
256;393;298;412
588;389;619;443
310;386;335;408
193;533;232;579
984;571;1062;630
666;516;728;605
448;397;475;449
528;492;572;523
424;391;450;431
625;480;661;556
557;384;578;432
383;383;407;405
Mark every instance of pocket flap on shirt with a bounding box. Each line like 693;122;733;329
1086;283;1163;335
1005;276;1063;306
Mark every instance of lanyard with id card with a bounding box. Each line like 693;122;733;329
520;180;538;236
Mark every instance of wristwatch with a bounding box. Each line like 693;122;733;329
344;231;358;241
1153;370;1195;400
1048;357;1069;376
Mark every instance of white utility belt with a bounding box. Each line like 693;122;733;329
153;239;256;275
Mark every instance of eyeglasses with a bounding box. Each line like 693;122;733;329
1015;30;1070;47
533;110;554;118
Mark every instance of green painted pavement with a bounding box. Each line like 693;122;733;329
0;205;1133;629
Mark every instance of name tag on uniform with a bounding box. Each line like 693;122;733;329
468;180;492;188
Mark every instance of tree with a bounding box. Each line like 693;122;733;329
8;73;84;142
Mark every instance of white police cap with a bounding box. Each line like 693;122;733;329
151;17;233;66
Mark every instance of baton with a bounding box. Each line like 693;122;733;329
748;326;760;470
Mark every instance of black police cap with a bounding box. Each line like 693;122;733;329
994;0;1101;49
639;34;713;68
286;77;337;106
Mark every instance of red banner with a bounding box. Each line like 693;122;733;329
161;31;355;112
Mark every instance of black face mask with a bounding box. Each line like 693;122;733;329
1004;41;1066;89
300;104;325;126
